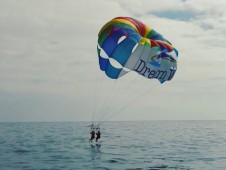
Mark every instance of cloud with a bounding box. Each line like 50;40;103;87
151;9;201;21
0;0;226;121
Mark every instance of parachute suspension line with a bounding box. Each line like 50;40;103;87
97;79;124;123
96;44;144;123
95;72;107;122
96;79;118;121
99;74;132;119
99;82;160;124
97;72;136;123
98;71;144;123
106;46;152;118
93;67;108;123
99;86;156;125
106;74;140;116
98;73;135;122
95;79;118;121
91;65;101;123
99;89;139;123
104;45;148;117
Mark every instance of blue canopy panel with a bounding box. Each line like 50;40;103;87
98;56;108;71
105;62;122;79
97;46;108;71
111;34;141;65
101;29;127;57
104;34;142;79
98;28;140;74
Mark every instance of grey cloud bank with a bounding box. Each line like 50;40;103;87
0;0;226;122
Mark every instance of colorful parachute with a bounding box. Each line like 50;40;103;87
97;17;179;83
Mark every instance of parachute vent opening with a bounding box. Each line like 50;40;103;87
117;36;127;44
123;67;130;72
131;43;138;53
109;58;123;69
100;48;109;59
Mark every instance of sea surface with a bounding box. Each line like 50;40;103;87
1;121;226;170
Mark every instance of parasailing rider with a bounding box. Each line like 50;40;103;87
96;130;101;142
90;129;95;142
89;124;101;143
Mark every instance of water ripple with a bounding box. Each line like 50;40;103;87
0;121;226;169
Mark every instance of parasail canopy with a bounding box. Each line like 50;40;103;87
97;16;179;84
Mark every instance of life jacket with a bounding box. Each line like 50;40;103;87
96;132;101;138
91;131;95;138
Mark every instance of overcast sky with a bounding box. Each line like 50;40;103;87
0;0;226;122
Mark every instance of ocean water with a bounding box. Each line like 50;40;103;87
0;121;226;170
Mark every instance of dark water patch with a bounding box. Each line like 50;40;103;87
144;160;152;163
94;167;111;170
113;157;127;162
0;140;6;145
169;167;190;170
105;157;127;164
115;135;122;138
152;157;166;160
40;169;58;170
14;149;29;154
106;159;118;163
43;159;59;162
148;165;168;169
15;161;28;165
173;159;184;162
